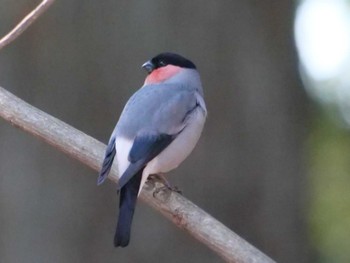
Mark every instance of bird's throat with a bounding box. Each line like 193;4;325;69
144;65;181;85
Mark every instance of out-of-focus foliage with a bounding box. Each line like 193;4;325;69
295;1;350;262
308;111;350;263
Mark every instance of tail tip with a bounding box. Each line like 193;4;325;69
97;174;106;185
114;236;129;248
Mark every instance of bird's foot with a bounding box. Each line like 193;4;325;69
152;186;182;197
149;174;182;197
148;173;171;188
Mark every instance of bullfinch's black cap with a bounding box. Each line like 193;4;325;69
142;52;196;73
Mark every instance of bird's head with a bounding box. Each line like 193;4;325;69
142;52;197;85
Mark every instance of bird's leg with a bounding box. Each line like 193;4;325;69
148;174;182;196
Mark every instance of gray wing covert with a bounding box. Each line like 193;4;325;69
116;84;198;137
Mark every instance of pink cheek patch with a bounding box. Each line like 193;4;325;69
144;65;181;85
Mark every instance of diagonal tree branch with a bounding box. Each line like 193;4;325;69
0;1;276;261
0;0;56;50
0;87;276;262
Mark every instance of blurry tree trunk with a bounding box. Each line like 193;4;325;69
219;1;310;262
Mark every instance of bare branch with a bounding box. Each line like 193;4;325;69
0;86;275;263
0;0;55;50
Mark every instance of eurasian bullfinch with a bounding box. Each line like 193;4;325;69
98;52;207;247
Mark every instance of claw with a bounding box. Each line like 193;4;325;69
148;174;182;197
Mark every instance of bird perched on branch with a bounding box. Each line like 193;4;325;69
98;52;207;247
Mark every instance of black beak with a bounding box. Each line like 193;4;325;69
142;61;155;73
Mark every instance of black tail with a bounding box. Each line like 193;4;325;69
114;169;143;247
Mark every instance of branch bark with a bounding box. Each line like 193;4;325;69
0;87;276;262
0;0;55;50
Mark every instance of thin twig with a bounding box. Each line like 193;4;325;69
0;87;276;263
0;0;55;50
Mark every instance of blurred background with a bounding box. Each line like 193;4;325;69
0;0;349;262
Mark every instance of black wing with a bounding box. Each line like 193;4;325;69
117;133;174;189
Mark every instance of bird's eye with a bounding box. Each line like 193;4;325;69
159;60;166;66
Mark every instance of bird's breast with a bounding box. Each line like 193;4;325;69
143;106;206;175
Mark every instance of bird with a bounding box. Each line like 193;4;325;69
97;52;207;247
